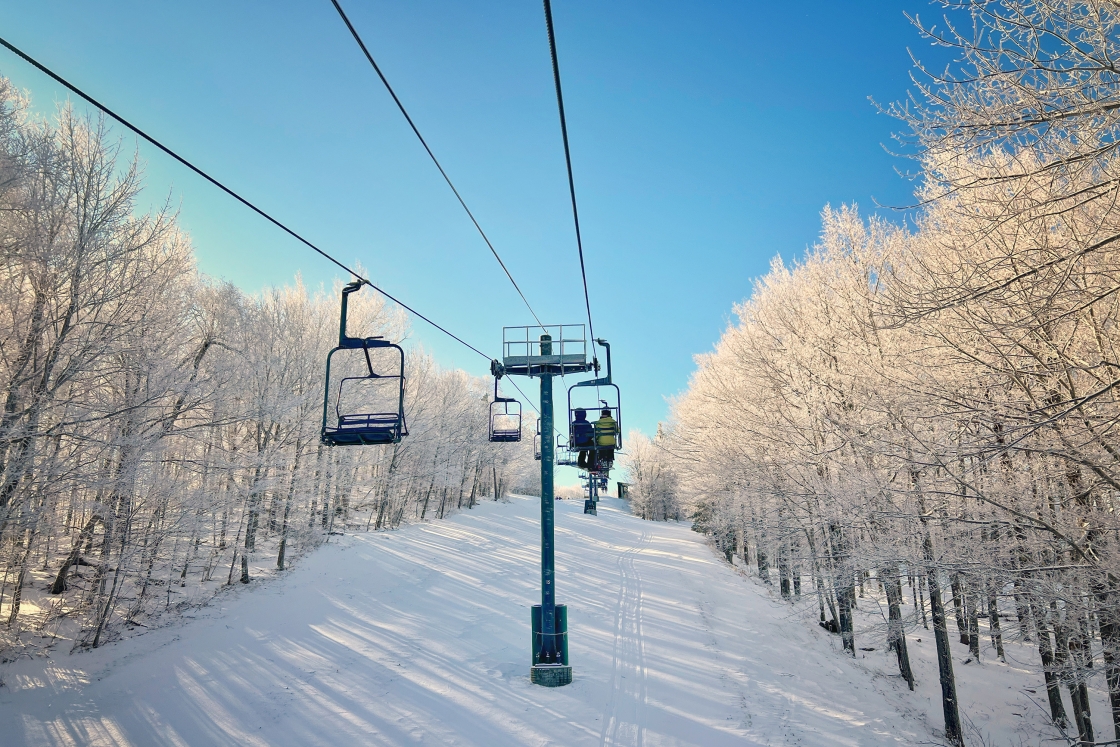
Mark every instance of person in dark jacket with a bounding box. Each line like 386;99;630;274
571;408;595;468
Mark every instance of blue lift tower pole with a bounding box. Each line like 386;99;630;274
530;333;570;686
539;357;559;659
498;326;590;687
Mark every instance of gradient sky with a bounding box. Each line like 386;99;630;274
0;1;950;451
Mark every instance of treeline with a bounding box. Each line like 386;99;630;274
626;3;1120;746
0;78;536;653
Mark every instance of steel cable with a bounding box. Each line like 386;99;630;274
541;0;595;344
0;35;495;363
0;35;574;449
330;0;546;331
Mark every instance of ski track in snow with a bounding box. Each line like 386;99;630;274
600;529;650;747
0;497;937;746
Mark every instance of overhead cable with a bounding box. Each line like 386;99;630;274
541;0;595;343
0;35;495;363
330;0;546;330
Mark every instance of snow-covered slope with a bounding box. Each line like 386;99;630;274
0;496;936;746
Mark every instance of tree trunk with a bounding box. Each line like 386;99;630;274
1054;605;1093;744
951;573;969;646
778;538;791;599
918;574;929;629
967;584;981;661
6;528;34;628
1032;599;1070;728
1014;578;1031;642
1070;612;1096;745
277;441;304;571
917;481;964;747
1095;578;1120;743
829;522;855;654
791;535;802;597
757;525;771;585
883;564;915;690
987;578;1004;661
50;513;101;594
437;488;448;520
926;562;964;746
420;478;434;520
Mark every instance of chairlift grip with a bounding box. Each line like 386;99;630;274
571;338;612;388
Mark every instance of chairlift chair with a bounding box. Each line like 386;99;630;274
321;281;408;446
489;377;522;442
555;434;577;467
567;339;622;470
585;459;611;483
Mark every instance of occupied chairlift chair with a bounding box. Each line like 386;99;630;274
489;377;522;442
567;339;622;468
321;281;408;446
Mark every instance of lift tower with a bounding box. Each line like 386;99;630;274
494;325;594;687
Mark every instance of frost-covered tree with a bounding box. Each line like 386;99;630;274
619;428;680;521
0;78;537;657
648;4;1120;744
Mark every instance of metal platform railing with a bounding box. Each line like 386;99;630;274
501;325;588;376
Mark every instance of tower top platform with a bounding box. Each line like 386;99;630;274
500;325;595;377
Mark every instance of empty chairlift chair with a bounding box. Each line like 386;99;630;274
321;281;408;446
489;378;523;442
555;434;577;467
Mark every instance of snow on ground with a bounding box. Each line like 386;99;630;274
835;571;1101;747
0;495;1025;746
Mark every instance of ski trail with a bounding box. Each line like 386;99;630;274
600;530;652;747
0;496;939;747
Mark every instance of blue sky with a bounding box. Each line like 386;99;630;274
0;0;946;446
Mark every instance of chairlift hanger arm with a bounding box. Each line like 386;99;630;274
571;338;612;388
492;375;519;405
338;286;391;349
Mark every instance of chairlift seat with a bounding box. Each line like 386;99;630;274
323;412;404;445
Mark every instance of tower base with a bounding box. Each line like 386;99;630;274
530;664;573;687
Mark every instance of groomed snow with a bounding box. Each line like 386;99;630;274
0;496;939;746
